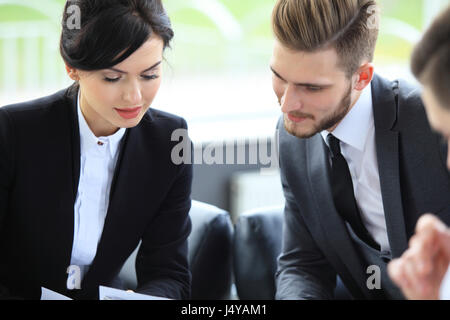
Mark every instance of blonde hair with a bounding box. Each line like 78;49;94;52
272;0;379;77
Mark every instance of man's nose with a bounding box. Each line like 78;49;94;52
280;84;301;114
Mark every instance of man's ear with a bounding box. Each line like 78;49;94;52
65;64;80;81
354;63;374;91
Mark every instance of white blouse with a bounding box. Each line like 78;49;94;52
68;92;126;285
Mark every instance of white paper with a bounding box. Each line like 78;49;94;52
440;266;450;300
41;287;72;300
99;286;171;300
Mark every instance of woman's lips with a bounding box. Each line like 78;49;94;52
114;107;142;120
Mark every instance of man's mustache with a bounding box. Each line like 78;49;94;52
286;112;314;120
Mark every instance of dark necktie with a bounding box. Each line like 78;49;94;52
327;134;380;251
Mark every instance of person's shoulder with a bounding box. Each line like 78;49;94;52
392;77;428;124
138;108;190;155
373;74;425;120
396;78;423;108
144;108;188;129
378;75;434;135
0;87;73;118
373;72;419;94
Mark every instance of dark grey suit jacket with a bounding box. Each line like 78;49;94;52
275;74;450;300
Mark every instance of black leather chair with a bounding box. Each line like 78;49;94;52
118;200;234;299
233;206;352;300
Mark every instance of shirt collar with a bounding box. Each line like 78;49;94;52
77;90;126;158
321;83;373;152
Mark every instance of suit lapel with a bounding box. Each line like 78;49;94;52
67;85;81;204
47;85;80;288
305;135;368;290
371;75;408;258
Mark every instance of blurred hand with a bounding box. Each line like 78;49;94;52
388;214;450;300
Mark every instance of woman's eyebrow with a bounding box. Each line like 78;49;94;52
108;61;162;74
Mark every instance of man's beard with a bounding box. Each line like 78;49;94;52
284;83;352;139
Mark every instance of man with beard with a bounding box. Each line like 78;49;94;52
272;0;450;299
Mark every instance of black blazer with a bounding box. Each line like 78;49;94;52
275;74;450;299
0;85;193;300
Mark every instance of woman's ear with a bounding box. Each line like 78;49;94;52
354;63;374;91
65;64;80;81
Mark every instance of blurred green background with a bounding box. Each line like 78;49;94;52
0;0;449;134
0;1;448;79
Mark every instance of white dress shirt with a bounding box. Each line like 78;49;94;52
69;92;126;281
321;84;391;253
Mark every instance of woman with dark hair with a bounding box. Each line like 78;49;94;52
0;0;192;300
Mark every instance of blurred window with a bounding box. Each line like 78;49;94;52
0;0;448;143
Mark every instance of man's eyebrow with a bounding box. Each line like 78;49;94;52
108;61;162;74
270;66;285;81
270;66;332;88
